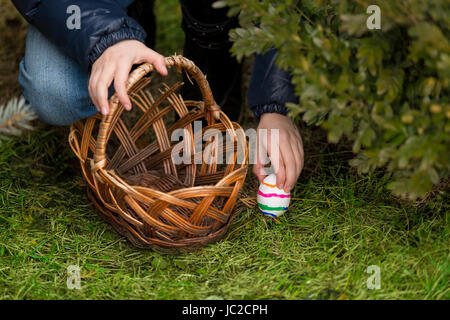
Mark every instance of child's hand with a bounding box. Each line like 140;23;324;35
254;113;304;192
88;40;168;116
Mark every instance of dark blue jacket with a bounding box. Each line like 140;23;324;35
12;0;297;118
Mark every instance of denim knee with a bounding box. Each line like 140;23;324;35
19;59;97;126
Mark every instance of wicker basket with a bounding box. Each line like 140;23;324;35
69;55;248;249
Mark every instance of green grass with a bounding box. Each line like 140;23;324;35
0;0;449;300
0;124;448;300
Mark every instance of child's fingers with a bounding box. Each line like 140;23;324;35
114;60;133;111
143;50;168;76
274;156;286;191
253;162;266;183
280;142;296;192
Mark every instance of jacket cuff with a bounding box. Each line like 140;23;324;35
251;102;289;119
87;21;147;70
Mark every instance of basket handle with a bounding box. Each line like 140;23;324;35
93;55;221;170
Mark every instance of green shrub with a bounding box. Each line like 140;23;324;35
224;0;450;199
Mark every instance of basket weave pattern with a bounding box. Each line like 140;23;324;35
69;56;248;249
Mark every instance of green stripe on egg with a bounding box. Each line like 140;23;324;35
258;203;288;211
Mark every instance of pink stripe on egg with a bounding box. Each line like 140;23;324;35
258;190;291;198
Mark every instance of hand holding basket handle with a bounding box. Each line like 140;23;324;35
94;55;222;169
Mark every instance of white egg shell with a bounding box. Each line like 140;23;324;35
257;174;291;218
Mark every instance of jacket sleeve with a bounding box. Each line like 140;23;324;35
247;48;298;119
12;0;147;71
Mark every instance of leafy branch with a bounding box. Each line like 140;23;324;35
226;0;450;200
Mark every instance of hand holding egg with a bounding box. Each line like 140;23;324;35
257;174;291;218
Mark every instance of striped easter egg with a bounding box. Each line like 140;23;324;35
257;174;291;218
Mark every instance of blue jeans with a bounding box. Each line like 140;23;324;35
18;0;134;126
